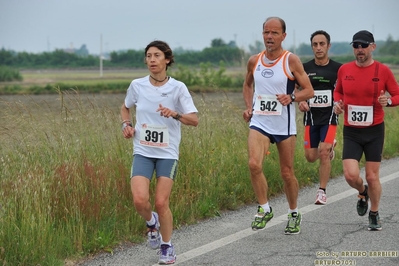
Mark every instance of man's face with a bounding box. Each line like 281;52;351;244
262;19;286;52
311;34;330;60
352;42;376;64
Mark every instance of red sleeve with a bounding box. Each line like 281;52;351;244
384;65;399;106
333;66;344;102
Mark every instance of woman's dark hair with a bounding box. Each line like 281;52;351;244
144;40;175;69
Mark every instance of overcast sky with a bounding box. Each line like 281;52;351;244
1;0;398;55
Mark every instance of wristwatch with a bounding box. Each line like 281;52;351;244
387;98;392;106
173;113;182;120
290;93;296;103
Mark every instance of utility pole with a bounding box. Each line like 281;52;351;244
100;34;103;77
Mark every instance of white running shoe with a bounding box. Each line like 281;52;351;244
146;212;161;249
158;244;176;264
315;189;327;205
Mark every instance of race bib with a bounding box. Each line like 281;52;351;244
139;124;169;148
309;90;331;108
347;105;373;126
253;94;282;115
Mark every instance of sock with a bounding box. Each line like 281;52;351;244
369;211;378;216
161;240;171;246
319;187;326;193
289;208;298;214
260;202;270;213
360;185;368;196
146;213;156;226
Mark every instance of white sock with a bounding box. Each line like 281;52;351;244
146;213;156;226
288;208;298;214
161;240;171;246
260;202;270;213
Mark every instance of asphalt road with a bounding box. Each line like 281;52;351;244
78;157;399;266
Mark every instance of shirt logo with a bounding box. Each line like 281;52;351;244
344;75;355;81
261;69;274;78
161;93;168;97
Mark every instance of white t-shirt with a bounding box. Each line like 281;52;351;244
124;75;198;159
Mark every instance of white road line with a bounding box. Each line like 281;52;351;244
154;172;399;265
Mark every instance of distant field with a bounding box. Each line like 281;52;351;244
14;68;148;87
0;65;397;93
16;65;399;85
0;67;246;93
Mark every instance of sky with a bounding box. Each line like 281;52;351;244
1;0;399;55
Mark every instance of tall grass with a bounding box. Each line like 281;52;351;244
1;90;399;265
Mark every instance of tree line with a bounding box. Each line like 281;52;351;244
1;36;399;70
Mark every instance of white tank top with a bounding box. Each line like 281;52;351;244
249;50;297;135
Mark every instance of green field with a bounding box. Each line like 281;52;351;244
1;67;399;265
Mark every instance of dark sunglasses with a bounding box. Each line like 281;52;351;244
352;42;371;49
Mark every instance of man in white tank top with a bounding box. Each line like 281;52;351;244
243;17;314;235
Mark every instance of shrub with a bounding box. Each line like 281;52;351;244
0;66;23;82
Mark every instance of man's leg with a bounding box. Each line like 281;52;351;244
247;129;270;205
276;135;298;210
277;135;301;234
343;159;364;192
318;141;333;189
364;161;381;212
247;129;273;230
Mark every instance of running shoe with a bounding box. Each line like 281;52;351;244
329;139;337;161
158;244;176;265
284;212;301;235
368;212;382;231
356;185;369;216
314;189;327;205
146;212;161;249
251;206;274;231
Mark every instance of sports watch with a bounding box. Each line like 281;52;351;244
387;98;392;106
290;93;296;103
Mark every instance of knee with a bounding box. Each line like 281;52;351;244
280;167;295;182
366;174;380;186
154;199;169;214
132;195;147;211
343;170;358;184
248;158;263;174
319;148;330;161
305;153;317;163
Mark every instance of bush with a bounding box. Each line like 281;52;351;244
0;66;23;82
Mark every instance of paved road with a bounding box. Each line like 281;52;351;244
79;158;399;266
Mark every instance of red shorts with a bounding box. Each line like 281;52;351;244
304;125;337;149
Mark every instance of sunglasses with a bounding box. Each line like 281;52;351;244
352;42;371;49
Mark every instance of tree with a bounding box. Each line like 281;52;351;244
211;38;227;48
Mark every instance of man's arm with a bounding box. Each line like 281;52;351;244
242;55;257;122
289;54;314;102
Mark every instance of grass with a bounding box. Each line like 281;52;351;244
0;67;399;265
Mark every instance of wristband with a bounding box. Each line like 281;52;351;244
121;122;132;131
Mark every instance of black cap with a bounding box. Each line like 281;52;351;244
351;30;375;44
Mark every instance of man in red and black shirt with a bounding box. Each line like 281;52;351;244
334;30;399;231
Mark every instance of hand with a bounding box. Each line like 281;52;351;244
377;90;388;107
156;104;177;118
243;109;252;122
122;123;135;139
276;94;292;106
333;100;344;115
298;101;310;112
